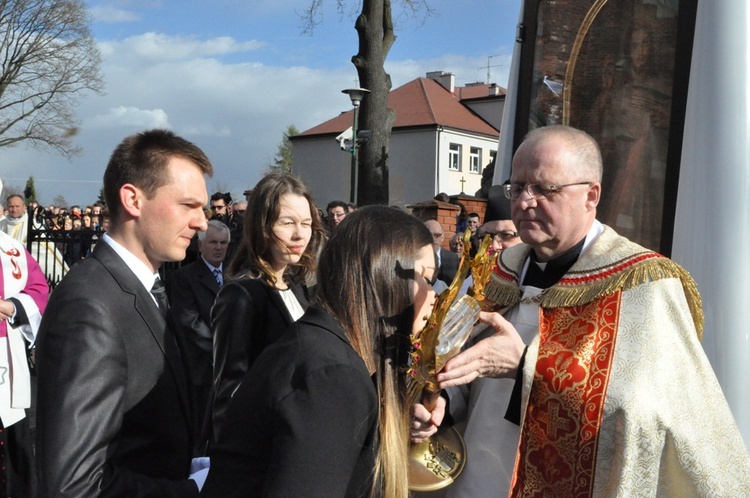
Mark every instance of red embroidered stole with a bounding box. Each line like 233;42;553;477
1;244;24;338
510;291;621;497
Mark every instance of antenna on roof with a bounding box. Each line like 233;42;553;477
479;55;503;84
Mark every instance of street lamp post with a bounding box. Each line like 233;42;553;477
342;87;370;204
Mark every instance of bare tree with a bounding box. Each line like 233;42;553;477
1;180;22;199
51;193;67;207
302;0;434;206
0;0;103;157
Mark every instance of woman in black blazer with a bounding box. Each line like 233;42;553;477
202;206;438;498
209;173;325;444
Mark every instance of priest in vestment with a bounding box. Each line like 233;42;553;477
0;192;68;286
0;195;28;244
415;126;750;497
0;225;49;495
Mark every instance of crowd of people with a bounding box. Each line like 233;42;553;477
0;197;112;277
0;124;748;497
35;204;110;233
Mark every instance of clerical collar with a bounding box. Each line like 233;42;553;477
522;237;586;289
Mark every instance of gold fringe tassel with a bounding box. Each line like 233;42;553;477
485;256;704;340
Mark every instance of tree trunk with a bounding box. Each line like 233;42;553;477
352;0;396;206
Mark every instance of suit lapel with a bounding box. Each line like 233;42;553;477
290;282;310;309
193;260;221;295
267;285;294;325
93;244;165;349
92;243;193;426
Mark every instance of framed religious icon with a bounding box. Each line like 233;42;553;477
512;0;697;253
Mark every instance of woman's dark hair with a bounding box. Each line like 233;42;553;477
314;205;432;497
228;173;324;285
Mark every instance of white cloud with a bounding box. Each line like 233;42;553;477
98;33;265;62
85;106;171;129
181;124;232;138
89;5;141;23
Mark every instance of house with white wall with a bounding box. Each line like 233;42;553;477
291;71;504;209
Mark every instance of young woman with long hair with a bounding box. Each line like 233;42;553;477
201;206;437;497
209;173;325;445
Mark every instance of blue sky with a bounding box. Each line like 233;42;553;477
1;0;522;206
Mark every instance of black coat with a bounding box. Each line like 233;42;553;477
167;259;221;451
202;307;378;497
209;276;310;442
437;247;459;285
35;241;197;497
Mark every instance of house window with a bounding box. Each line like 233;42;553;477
469;147;481;174
448;143;461;171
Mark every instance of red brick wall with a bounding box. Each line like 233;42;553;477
409;195;488;249
453;194;487;224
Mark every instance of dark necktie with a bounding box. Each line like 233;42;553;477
151;278;169;318
213;268;223;286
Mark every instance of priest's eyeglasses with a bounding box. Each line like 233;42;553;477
503;182;592;201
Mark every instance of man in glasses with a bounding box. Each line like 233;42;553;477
414;125;750;496
326;200;348;232
210;192;231;219
476;192;521;256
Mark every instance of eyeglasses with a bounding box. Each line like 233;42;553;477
486;230;519;241
211;204;226;210
503;182;592;201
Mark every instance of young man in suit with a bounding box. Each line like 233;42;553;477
167;219;229;453
35;129;213;497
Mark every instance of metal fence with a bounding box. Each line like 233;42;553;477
26;221;98;290
26;213;186;290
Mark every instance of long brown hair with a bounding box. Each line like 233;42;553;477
315;205;432;498
228;173;324;286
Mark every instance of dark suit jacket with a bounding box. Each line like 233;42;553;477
437;247;459;285
210;276;310;442
35;242;198;497
167;259;221;452
202;307;378;497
